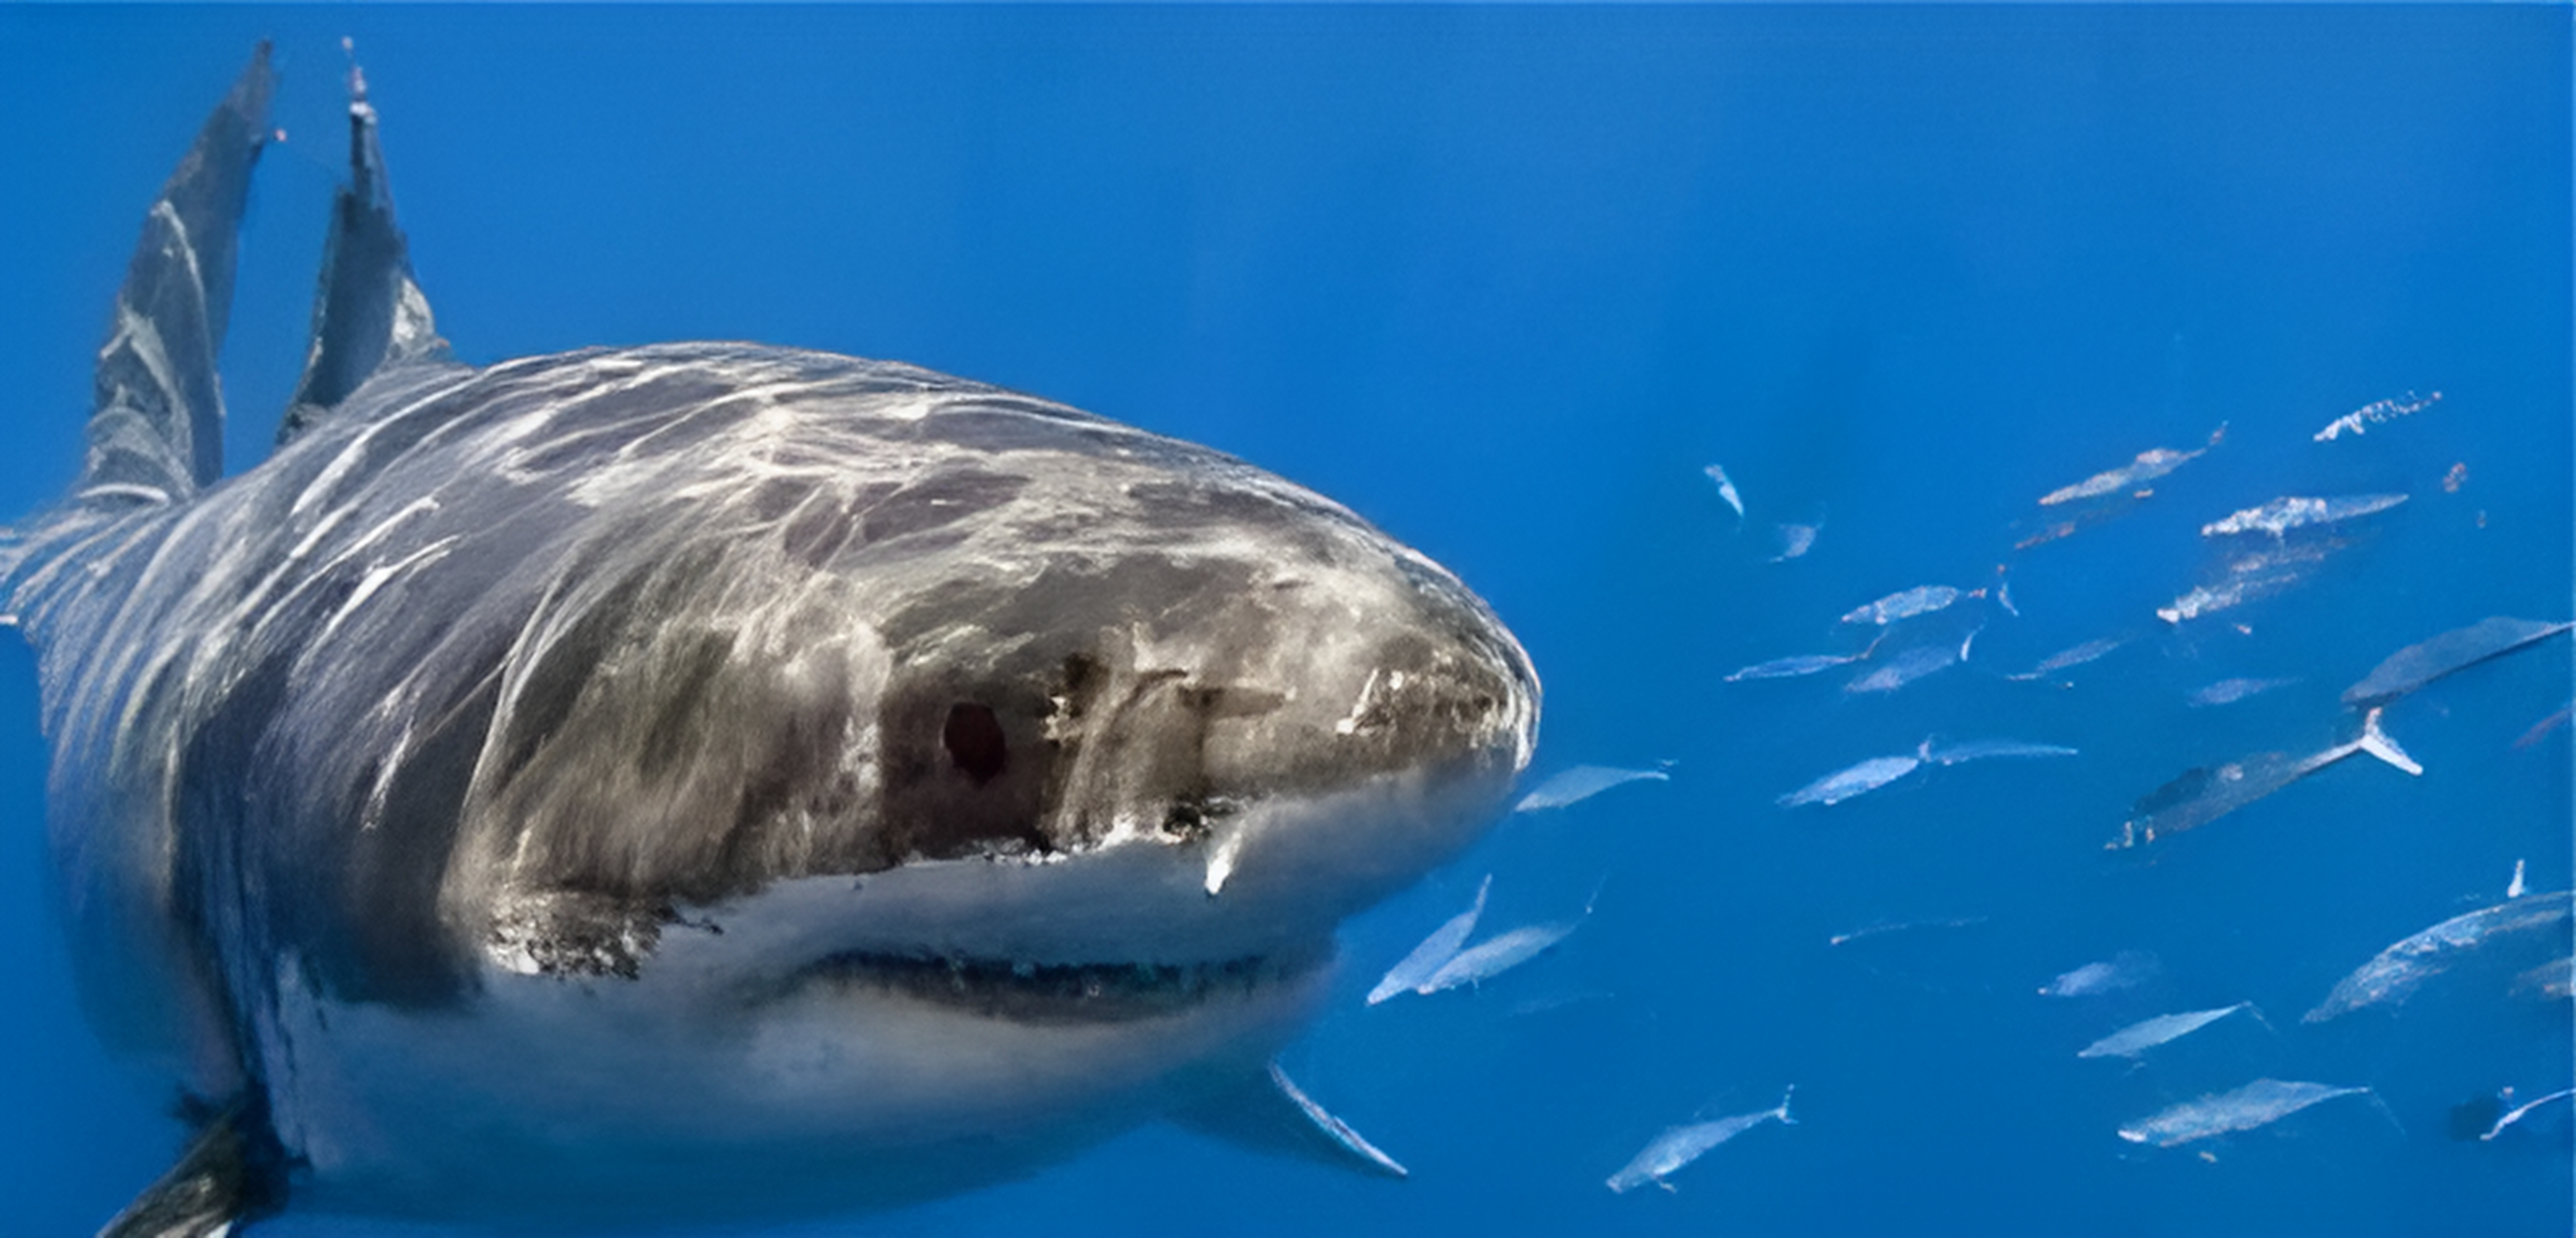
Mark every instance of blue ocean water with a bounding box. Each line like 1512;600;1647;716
1;7;2568;1236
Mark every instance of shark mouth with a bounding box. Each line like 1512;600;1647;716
787;942;1330;1025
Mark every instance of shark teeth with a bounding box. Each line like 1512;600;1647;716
792;947;1320;1023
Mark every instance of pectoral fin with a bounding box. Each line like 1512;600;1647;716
99;1100;286;1238
1170;1061;1409;1179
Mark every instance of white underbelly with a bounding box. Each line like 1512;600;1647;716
264;950;1327;1223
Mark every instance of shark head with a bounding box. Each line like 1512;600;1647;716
433;366;1540;934
240;353;1541;1216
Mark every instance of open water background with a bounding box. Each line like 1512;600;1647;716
0;8;2568;1236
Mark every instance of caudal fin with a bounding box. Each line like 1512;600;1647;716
2239;1002;2280;1036
2356;707;2423;776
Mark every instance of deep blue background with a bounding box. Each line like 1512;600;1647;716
1;8;2567;1236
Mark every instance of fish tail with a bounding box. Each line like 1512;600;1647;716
2356;707;2423;776
2361;1088;2409;1140
1776;1083;1797;1125
2239;1002;2279;1035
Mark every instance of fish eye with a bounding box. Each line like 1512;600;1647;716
942;702;1008;783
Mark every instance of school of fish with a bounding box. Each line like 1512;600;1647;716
1352;389;2566;1197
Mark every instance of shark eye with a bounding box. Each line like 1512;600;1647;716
943;702;1008;783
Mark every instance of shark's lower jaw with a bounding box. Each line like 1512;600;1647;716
789;943;1327;1026
270;934;1334;1224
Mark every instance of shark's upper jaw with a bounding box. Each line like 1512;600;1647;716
438;404;1542;1009
572;745;1528;1036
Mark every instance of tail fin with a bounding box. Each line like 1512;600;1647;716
2239;1002;2279;1036
2359;1087;2409;1140
1775;1083;1798;1125
2356;707;2423;776
80;44;276;506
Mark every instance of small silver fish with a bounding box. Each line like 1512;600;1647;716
2007;636;2124;681
2313;390;2440;442
2304;890;2573;1022
1725;650;1869;683
2039;427;2224;507
1778;753;1922;808
2117;1078;2373;1147
2342;616;2575;708
1844;644;1958;695
1606;1087;1796;1194
2185;677;2297;708
1840;584;1970;627
1826;915;1988;947
2041;950;2158;998
2512;956;2571;1000
2200;493;2408;538
2111;707;2420;848
2040;448;2196;506
2077;1003;2255;1059
2513;703;2571;750
2480;1087;2574;1141
1766;522;1821;562
2158;580;2257;625
1367;874;1492;1006
1508;989;1616;1017
1920;737;2078;766
2157;537;2341;624
1416;917;1584;994
1703;463;1746;521
1513;764;1671;812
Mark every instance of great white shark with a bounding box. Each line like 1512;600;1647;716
9;46;1538;1234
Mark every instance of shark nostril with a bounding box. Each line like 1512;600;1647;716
943;702;1008;783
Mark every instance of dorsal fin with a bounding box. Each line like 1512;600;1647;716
78;43;275;507
277;44;453;446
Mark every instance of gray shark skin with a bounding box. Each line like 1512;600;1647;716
14;47;1538;1233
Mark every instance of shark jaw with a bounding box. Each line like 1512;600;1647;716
275;906;1334;1226
268;773;1504;1224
